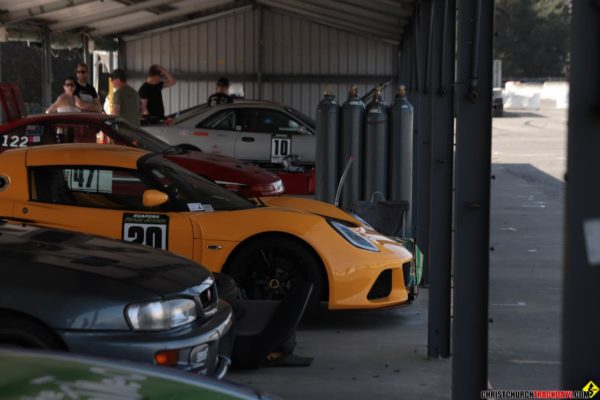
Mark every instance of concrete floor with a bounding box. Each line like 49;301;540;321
228;108;567;399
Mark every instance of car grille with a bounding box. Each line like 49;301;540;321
367;269;392;300
198;281;218;317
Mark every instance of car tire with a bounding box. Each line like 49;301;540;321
0;314;65;350
225;236;324;314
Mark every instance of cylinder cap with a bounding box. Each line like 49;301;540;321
349;85;358;96
323;86;335;96
397;85;407;96
374;86;382;100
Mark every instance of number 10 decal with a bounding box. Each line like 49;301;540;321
122;213;169;250
271;136;292;164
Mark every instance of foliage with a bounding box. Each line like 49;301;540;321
495;0;571;79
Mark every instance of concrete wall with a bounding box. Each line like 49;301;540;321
503;81;569;110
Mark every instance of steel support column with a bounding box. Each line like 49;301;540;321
118;39;127;69
427;0;455;360
81;34;92;68
452;0;494;398
562;0;600;388
257;5;264;100
41;26;52;107
416;0;434;285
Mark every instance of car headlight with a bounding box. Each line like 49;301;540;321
126;298;197;331
347;211;374;230
328;220;379;252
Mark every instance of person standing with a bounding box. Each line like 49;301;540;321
46;76;80;113
139;64;176;123
74;63;102;112
208;77;234;106
110;69;141;127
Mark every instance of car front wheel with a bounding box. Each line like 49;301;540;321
225;236;324;313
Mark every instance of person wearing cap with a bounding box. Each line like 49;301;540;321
208;77;234;106
110;69;141;127
73;62;102;113
139;64;176;123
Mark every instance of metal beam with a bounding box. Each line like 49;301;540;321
452;0;494;397
562;0;600;388
427;0;454;360
0;0;98;24
257;5;264;100
301;0;404;27
120;2;252;41
337;0;415;18
126;71;394;84
415;0;432;285
90;0;235;36
49;0;185;32
257;0;401;44
258;0;402;38
41;26;52;108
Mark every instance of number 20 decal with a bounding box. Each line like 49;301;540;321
122;214;169;250
1;135;28;148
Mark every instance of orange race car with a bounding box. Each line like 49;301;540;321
0;144;413;310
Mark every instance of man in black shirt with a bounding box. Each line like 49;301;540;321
208;77;234;106
74;63;102;112
139;64;176;123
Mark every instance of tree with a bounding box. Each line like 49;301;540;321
495;0;571;79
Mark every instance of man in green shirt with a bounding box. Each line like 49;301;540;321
110;69;141;127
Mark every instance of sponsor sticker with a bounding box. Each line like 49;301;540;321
122;213;169;250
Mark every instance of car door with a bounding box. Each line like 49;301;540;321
14;165;195;258
233;108;314;164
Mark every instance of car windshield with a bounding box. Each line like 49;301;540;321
171;103;211;125
103;119;172;153
285;107;315;130
140;155;255;212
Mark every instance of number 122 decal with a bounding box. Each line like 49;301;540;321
122;213;169;250
1;135;28;148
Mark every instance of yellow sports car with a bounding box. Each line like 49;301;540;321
0;144;412;310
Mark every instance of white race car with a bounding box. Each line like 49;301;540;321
146;101;316;170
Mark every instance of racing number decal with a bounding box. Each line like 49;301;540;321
271;136;292;163
1;135;28;148
122;214;169;250
64;169;113;193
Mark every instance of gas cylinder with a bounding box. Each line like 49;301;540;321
363;87;389;200
389;85;414;232
339;85;366;209
315;88;340;204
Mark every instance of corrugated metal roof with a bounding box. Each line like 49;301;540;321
0;0;414;43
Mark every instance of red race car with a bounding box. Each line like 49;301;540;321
0;85;284;197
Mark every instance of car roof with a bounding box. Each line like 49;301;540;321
0;113;116;131
24;143;148;169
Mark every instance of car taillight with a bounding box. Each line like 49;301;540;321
250;180;285;196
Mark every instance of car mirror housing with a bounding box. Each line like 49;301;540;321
143;189;169;208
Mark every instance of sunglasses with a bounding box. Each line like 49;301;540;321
76;70;88;73
64;83;75;87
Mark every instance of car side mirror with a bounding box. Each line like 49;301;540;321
143;189;169;208
298;126;308;134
